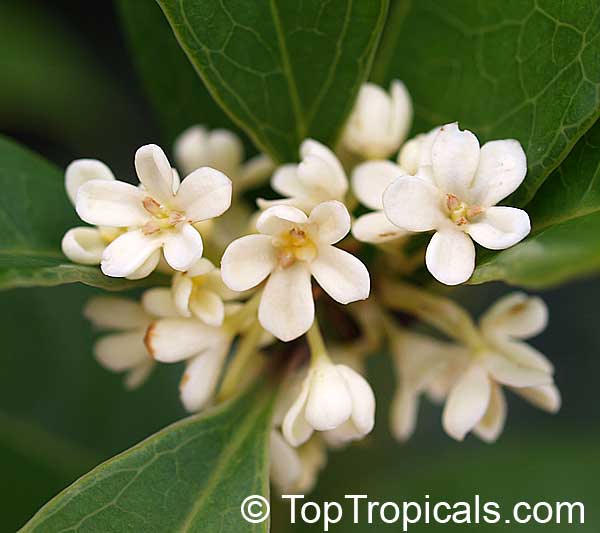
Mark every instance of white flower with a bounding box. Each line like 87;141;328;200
83;288;176;389
174;125;273;192
270;430;327;494
144;309;235;412
351;160;408;243
383;123;531;285
258;140;348;212
221;201;370;341
390;330;467;441
172;258;237;326
75;144;232;278
396;126;441;175
341;80;412;159
281;358;375;447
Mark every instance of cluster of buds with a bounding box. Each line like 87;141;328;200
62;79;558;494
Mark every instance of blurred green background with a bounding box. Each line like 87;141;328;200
0;1;597;530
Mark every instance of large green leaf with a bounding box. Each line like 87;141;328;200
157;0;389;163
0;135;156;291
372;0;600;206
471;121;600;288
21;385;275;532
116;0;246;147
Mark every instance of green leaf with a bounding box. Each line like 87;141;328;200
156;0;389;163
471;120;600;288
116;0;246;147
372;0;600;206
0;135;158;291
21;385;275;532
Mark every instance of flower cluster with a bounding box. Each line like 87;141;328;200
62;79;558;494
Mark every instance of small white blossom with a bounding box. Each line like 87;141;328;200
341;80;412;160
270;430;327;494
383;123;531;285
395;126;441;176
281;358;375;447
172;257;237;326
258;140;348;212
221;201;370;341
144;307;237;412
75;144;232;278
83;288;177;389
392;293;559;442
174;125;274;192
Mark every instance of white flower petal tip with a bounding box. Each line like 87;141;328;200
65;159;115;205
179;350;226;412
382;123;530;286
351;212;407;244
61;227;105;265
351;160;403;210
282;362;375;447
341;80;412;159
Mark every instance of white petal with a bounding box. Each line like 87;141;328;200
126;249;160;280
491;338;554;373
173;167;232;222
124;360;154;390
259;262;314;341
221;234;276;291
352;211;407;243
190;288;225;326
256;204;308;235
310;245;370;304
425;229;475;285
94;331;148;372
282;374;314;446
84;296;149;330
271;165;307;198
76;180;148;227
101;230;163;278
65;159;114;205
388;80;413;153
238;154;274;191
390;388;419;441
187;257;215;277
270;430;303;493
442;363;491;441
174;125;209;176
172;273;194;317
351;160;403;210
337;365;375;437
382;174;443;232
467;207;530;250
431;123;480;197
206;129;244;177
471;139;527;207
179;348;227;412
162;224;203;272
512;384;561;413
480;292;548;340
146;317;226;362
308;200;350;244
135;144;175;204
473;382;507;443
482;351;552;387
61;227;105;265
397;126;441;172
298;139;348;200
304;362;353;431
141;287;178;318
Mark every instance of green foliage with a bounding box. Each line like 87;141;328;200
471;121;600;287
157;0;389;162
372;0;600;207
0;136;159;291
21;385;275;532
117;0;246;147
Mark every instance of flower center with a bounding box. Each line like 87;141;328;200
142;197;185;235
445;194;483;226
274;226;317;268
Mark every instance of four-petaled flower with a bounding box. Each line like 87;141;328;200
75;144;232;277
383;123;531;285
221;201;370;341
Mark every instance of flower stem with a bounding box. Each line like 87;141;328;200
306;319;329;365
